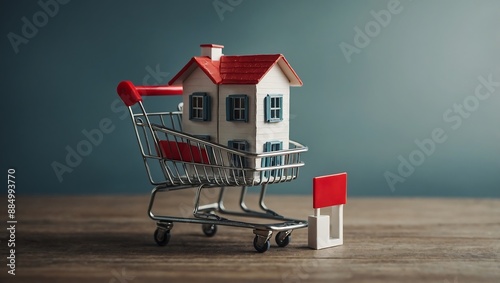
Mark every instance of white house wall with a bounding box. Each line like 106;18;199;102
256;64;291;153
218;84;257;152
181;68;219;142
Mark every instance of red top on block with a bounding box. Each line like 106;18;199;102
313;172;347;209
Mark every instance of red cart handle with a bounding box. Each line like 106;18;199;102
117;80;183;106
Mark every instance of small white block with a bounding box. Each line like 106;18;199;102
308;215;331;249
308;205;344;250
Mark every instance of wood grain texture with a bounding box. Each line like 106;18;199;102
0;189;499;283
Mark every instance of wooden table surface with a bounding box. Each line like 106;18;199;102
1;189;499;283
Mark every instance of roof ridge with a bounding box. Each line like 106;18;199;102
169;53;301;86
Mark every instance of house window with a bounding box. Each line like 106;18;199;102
263;141;283;177
189;92;211;121
265;94;283;122
226;95;249;122
228;140;249;168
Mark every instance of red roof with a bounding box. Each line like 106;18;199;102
169;54;302;86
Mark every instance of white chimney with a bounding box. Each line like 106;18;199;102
200;44;224;61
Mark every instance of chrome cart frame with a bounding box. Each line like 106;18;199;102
117;81;308;252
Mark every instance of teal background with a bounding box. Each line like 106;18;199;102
1;0;499;196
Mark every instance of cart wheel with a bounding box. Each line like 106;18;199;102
202;224;217;237
275;231;291;248
154;228;171;246
253;236;271;253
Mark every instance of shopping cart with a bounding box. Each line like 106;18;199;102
117;80;308;252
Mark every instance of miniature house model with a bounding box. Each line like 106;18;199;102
168;44;302;169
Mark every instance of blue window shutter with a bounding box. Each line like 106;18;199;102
264;141;271;152
203;93;211;121
243;95;249;122
226;96;232;121
277;141;283;177
228;140;235;167
278;96;283;121
277;141;283;166
264;141;271;167
264;95;271;122
264;141;283;177
189;93;194;120
241;141;248;167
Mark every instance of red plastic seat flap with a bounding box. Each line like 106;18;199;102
159;141;210;164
